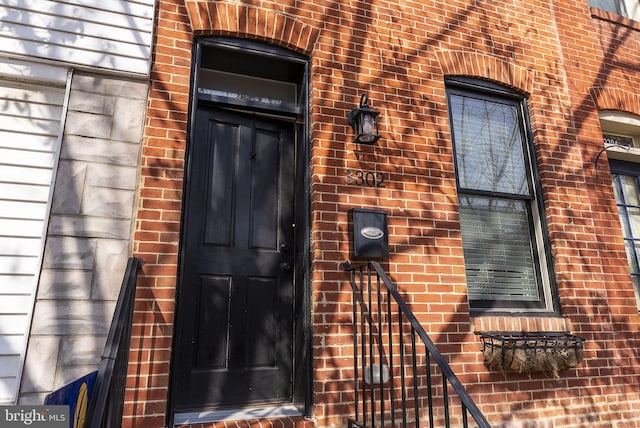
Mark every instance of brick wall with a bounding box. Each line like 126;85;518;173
126;0;640;426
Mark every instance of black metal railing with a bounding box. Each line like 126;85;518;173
86;257;143;428
345;261;490;428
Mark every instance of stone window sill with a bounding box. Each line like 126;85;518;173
470;315;571;334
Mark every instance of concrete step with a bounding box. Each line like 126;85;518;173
175;415;313;428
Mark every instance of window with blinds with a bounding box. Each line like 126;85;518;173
610;160;640;311
446;78;555;312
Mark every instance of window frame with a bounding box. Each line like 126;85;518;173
609;159;640;313
445;77;559;314
588;0;640;20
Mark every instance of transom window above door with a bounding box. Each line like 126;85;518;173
197;40;305;114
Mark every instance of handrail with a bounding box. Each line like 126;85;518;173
86;257;144;428
345;261;490;428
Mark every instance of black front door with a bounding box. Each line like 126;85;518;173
173;106;295;411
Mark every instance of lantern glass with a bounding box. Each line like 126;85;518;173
362;114;374;135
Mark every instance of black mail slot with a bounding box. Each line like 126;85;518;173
350;208;389;260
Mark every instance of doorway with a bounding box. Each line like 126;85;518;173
171;38;309;414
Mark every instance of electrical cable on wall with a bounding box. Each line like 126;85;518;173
594;141;631;178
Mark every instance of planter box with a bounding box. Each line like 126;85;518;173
480;332;585;377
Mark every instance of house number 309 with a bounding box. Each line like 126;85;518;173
345;169;386;188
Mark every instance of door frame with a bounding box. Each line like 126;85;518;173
168;37;311;421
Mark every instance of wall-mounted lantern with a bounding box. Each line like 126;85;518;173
348;94;381;144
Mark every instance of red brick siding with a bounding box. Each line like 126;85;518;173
125;0;640;426
590;87;640;116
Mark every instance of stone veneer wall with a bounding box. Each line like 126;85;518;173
18;72;148;404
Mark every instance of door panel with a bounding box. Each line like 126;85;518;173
174;107;295;410
195;275;231;369
203;118;237;246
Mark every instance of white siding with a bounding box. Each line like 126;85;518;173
0;0;155;75
0;78;66;404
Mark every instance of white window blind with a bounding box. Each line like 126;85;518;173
458;196;539;302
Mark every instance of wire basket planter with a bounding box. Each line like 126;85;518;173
480;332;585;378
